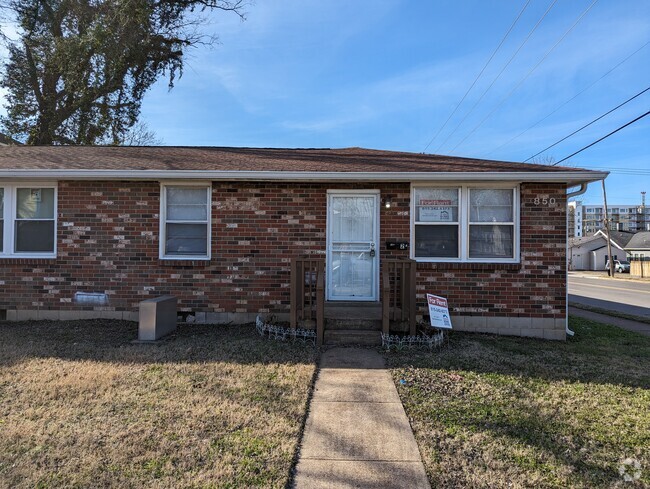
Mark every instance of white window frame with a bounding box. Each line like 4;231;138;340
410;183;520;263
159;182;212;260
412;186;462;260
0;182;58;259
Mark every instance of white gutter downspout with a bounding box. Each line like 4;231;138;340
565;183;589;337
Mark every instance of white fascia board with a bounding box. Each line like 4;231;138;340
0;169;609;184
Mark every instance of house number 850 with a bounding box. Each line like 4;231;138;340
533;197;556;205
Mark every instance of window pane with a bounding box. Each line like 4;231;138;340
414;188;458;222
16;188;55;219
469;225;513;258
330;196;374;242
167;187;208;221
166;223;208;255
414;225;459;258
0;219;3;252
0;188;4;215
470;189;513;222
15;221;55;252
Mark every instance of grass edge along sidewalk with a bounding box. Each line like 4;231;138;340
387;316;650;488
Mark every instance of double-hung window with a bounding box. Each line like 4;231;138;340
160;184;211;260
0;184;57;257
412;185;518;262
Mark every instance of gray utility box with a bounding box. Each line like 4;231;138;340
138;295;178;341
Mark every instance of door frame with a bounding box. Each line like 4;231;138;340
326;189;381;301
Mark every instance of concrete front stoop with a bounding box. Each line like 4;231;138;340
323;302;383;346
293;348;430;489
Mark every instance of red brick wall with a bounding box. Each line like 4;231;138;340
415;184;567;319
0;181;566;321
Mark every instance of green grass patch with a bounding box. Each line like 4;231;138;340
387;317;650;488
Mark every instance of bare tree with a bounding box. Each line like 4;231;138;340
120;121;162;146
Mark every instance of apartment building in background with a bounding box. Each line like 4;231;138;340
568;194;649;238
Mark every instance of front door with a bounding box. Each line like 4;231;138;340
327;191;379;301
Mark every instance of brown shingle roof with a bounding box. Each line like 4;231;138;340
0;146;601;174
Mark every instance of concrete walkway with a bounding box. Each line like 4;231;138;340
294;348;430;489
569;306;650;337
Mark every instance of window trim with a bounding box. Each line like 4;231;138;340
410;183;520;263
0;182;58;259
159;182;212;261
412;186;461;260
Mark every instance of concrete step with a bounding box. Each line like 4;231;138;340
326;318;382;331
324;330;382;346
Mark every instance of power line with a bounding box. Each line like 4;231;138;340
450;0;599;154
433;0;558;153
484;40;650;157
524;85;650;162
422;0;532;153
553;109;650;165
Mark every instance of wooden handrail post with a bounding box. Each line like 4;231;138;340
382;262;390;335
290;257;297;329
316;260;325;346
409;260;417;335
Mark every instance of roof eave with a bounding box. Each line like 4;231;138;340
0;169;609;184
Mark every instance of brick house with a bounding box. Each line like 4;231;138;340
0;146;606;341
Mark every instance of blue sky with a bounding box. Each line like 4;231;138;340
3;1;647;206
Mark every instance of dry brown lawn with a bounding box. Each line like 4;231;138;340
388;317;650;488
0;320;317;488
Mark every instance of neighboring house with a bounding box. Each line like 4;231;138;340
625;231;650;278
568;230;635;270
0;146;606;340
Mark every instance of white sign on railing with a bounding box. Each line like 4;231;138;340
427;294;452;330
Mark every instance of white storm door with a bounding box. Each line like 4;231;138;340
327;191;379;301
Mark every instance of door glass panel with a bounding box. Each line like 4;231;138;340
331;197;374;242
328;195;377;300
330;251;373;298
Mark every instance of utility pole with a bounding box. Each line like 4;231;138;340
602;179;615;278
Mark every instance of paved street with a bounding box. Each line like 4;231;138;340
568;273;650;319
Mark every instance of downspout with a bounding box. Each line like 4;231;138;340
565;183;589;336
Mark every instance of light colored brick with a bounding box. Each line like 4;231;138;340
465;316;487;333
531;317;556;330
543;329;566;341
509;317;532;329
16;309;38;321
521;328;544;339
38;310;60;320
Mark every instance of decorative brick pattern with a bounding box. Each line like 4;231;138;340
0;181;567;338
